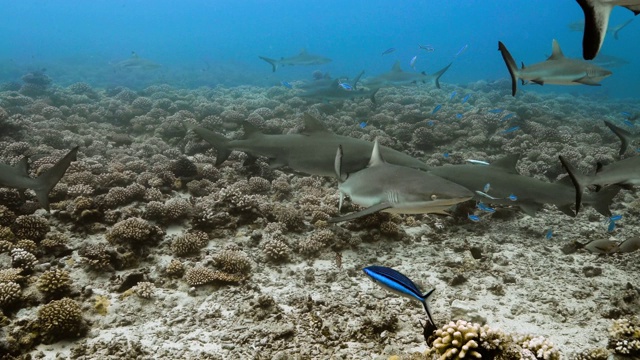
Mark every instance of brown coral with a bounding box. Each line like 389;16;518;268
37;298;87;343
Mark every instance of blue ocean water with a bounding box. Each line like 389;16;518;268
0;0;638;99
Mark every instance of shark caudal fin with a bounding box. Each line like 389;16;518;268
559;155;590;215
431;62;452;89
188;126;233;166
612;18;633;40
591;185;621;217
258;56;278;72
577;0;613;60
498;41;518;96
34;147;78;211
604;120;632;157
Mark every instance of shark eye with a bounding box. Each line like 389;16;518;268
431;194;438;200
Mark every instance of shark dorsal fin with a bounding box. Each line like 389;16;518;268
302;113;331;134
391;61;403;73
547;39;565;60
491;154;520;173
368;139;386;167
15;157;30;176
241;121;262;138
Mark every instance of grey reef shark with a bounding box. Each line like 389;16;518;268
362;61;452;89
298;71;381;103
568;18;634;40
498;39;612;96
187;113;429;177
0;147;78;211
560;154;639;213
575;0;640;59
429;154;620;217
112;51;161;70
258;49;332;72
330;140;473;223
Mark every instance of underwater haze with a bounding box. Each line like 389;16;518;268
0;0;639;98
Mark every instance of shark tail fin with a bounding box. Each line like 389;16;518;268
189;126;233;166
370;87;380;104
613;18;633;40
432;62;452;89
604;120;631;157
498;41;519;96
258;56;278;72
559;155;589;215
421;288;436;327
577;0;613;59
34;147;79;211
592;185;621;217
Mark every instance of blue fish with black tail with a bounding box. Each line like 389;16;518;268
363;266;436;326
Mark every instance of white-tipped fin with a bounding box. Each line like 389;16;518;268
547;39;565;60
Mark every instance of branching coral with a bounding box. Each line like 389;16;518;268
37;298;87;343
184;267;245;286
105;217;164;250
429;320;506;360
37;268;72;299
608;317;640;356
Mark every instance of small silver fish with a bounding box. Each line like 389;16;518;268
466;159;490;165
410;56;417;69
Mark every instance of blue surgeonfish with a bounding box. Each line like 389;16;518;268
363;266;436;326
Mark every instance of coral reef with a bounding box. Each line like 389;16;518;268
428;320;505;359
608;317;640;356
37;268;72;299
37;298;87;343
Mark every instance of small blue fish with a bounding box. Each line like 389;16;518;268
461;94;471;103
545;229;553;240
503;126;520;134
363;266;436;326
621;111;632;117
610;214;622;222
281;81;293;89
432;104;442;114
450;91;457;100
456;113;463;119
483;183;491;193
488;108;504;114
419;44;434;52
339;82;353;91
501;113;515;122
455;44;468;58
443;152;449;158
382;48;396;56
607;221;616;232
624;120;635;127
466;159;490;165
508;194;517;201
468;214;481;222
427;120;435;127
359;121;367;129
477;202;495;213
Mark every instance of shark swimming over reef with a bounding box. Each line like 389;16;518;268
298;71;380;103
568;18;634;39
604;120;640;156
430;154;619;217
188;113;430;177
498;39;612;96
560;154;639;213
575;0;640;59
362;61;452;89
329;140;473;222
0;147;78;211
112;51;161;70
258;49;332;72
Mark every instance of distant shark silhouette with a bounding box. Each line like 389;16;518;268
498;39;612;96
298;71;380;103
259;49;332;72
362;61;452;89
576;0;640;59
113;51;161;70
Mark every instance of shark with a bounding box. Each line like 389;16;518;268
429;154;619;217
188;113;430;177
329;140;473;222
0;147;78;211
575;0;640;59
362;61;452;89
297;71;381;103
258;49;332;72
568;18;634;39
113;51;161;70
498;39;613;96
604;120;640;156
560;154;638;213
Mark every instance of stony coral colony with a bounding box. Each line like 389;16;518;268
0;73;638;358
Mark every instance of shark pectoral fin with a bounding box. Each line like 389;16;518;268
604;120;631;156
258;56;278;72
557;204;576;217
518;202;542;216
302;113;331;134
328;203;392;223
531;79;544;85
574;76;601;86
